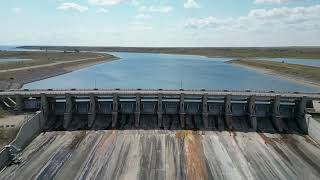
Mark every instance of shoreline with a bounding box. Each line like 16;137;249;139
18;46;320;59
2;49;319;91
229;61;320;90
0;56;119;90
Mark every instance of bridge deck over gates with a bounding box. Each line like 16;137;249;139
1;89;320;132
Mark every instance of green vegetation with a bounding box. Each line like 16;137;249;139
0;51;114;70
229;59;320;84
0;51;117;89
0;127;19;149
0;107;8;118
20;46;320;59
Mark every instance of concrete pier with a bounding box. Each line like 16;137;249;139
296;96;307;133
40;93;48;129
225;94;233;130
180;93;185;128
157;94;163;128
135;94;141;128
272;95;283;132
248;96;257;130
112;94;118;128
202;94;209;128
63;94;73;129
14;94;24;113
88;94;96;128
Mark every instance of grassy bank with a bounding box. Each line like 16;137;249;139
0;108;19;149
0;51;114;70
19;46;320;59
0;127;19;149
0;107;8;118
228;59;320;87
0;51;118;89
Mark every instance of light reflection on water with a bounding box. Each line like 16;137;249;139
23;52;319;92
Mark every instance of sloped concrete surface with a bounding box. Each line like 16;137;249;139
0;130;319;180
308;115;320;143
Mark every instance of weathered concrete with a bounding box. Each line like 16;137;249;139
135;94;141;128
0;130;319;180
1;89;320;179
112;94;119;128
180;93;186;128
14;94;24;113
247;96;257;130
158;94;163;128
2;89;320;133
202;94;209;129
0;112;43;170
63;94;73;129
1;89;320;98
272;95;283;132
40;93;48;128
296;97;308;133
88;94;96;128
224;94;232;130
308;115;320;143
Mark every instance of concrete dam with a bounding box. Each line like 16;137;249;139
1;89;320;180
3;89;319;132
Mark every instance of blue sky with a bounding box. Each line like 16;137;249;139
1;0;320;47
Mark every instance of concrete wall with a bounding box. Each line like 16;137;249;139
308;114;320;143
0;148;10;171
10;111;43;149
0;111;43;170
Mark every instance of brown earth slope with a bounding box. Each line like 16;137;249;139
228;59;320;88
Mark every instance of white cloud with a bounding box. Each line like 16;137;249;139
88;0;139;6
136;14;152;19
96;8;108;13
184;0;200;9
185;5;320;32
254;0;293;4
57;2;88;12
89;0;123;6
12;8;21;13
139;5;173;13
130;22;153;31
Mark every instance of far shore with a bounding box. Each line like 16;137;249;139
228;59;320;90
0;51;119;89
18;46;320;59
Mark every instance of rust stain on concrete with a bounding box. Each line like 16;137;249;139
182;131;208;180
1;130;320;180
78;130;116;179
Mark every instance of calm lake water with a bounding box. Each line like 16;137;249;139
23;52;319;92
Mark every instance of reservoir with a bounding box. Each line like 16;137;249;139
23;52;319;92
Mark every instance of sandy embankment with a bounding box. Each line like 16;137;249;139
0;55;119;89
228;60;320;90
